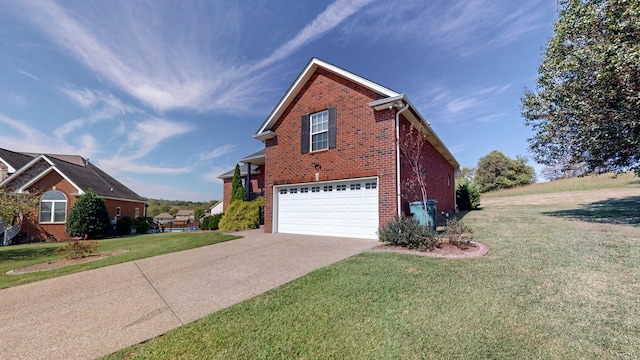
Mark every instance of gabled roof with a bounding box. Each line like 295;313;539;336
254;58;401;139
218;164;261;180
239;149;265;165
154;212;174;220
176;209;194;216
0;148;34;174
0;148;146;202
252;58;459;170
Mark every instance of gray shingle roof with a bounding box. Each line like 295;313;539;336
0;148;146;203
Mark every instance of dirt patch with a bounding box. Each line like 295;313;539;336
6;250;130;275
371;241;488;258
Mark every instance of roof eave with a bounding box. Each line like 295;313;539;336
254;57;401;137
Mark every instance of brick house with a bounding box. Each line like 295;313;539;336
222;58;459;239
0;148;147;242
218;149;266;211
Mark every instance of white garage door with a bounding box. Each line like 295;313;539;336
275;178;379;239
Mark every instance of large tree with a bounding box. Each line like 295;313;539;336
522;0;640;174
0;191;39;226
474;150;536;193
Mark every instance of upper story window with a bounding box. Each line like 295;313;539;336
301;107;336;154
39;190;67;223
310;110;329;151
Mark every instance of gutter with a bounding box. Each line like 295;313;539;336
395;101;410;217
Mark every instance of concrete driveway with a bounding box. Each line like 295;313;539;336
0;230;379;360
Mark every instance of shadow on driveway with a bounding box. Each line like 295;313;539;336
543;196;640;227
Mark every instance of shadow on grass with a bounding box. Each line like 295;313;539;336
0;246;59;262
543;196;640;226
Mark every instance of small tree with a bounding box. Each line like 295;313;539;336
399;123;430;223
231;164;246;203
0;190;40;226
66;190;111;239
456;178;481;211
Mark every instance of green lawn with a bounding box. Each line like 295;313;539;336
0;231;239;289
104;178;640;359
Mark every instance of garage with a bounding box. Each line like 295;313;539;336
274;178;379;239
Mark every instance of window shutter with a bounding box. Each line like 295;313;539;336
301;113;309;154
328;106;337;149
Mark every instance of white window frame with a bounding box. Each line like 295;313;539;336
39;190;67;224
116;207;121;216
310;110;329;152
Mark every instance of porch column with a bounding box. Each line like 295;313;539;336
245;162;252;200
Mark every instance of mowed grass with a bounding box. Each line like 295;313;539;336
0;231;239;289
105;177;640;359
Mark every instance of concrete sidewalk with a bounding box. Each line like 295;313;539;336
0;230;379;360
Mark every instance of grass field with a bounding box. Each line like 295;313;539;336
0;231;238;289
104;176;640;359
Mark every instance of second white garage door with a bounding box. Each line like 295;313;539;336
275;178;379;239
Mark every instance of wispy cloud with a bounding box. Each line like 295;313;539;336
9;0;373;114
413;82;513;124
196;145;237;162
348;0;548;56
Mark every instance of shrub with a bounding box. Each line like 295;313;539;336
202;212;224;230
135;217;152;234
378;215;438;251
218;198;264;232
65;190;110;239
116;216;133;236
444;218;474;247
456;178;481;211
57;240;99;259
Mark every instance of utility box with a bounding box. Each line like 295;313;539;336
409;200;438;231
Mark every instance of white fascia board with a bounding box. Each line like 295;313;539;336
0;158;16;173
17;166;84;195
373;95;460;171
255;58;401;137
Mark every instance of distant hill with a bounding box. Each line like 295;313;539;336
145;198;220;219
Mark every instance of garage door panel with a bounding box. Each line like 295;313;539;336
276;178;378;239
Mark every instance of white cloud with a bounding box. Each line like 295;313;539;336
202;165;233;184
197;145;237;162
8;0;374;113
348;0;548;56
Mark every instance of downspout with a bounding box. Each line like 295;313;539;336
395;101;410;217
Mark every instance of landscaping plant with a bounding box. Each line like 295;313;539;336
378;215;437;251
443;217;473;247
65;190;111;239
57;240;98;259
218;198;264;232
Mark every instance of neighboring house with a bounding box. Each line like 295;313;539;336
175;209;195;221
221;58;459;239
153;213;174;225
218;149;266;211
0;148;147;242
209;201;223;215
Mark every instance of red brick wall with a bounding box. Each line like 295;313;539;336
399;119;456;217
222;168;265;211
264;68;397;233
19;171;145;241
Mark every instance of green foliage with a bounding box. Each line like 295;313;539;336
65;190;111;239
219;198;264;232
202;213;224;230
378;215;438;251
443;218;473;247
115;216;133;236
522;0;640;174
0;190;40;225
456;178;481;211
135;217;151;234
146;199;217;218
231;164;246;203
474;150;536;193
56;240;98;259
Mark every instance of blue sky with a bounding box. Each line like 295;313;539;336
0;0;555;202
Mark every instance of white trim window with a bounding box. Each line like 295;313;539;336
310;110;329;151
39;190;67;223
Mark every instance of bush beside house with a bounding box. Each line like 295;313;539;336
218;198;264;232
